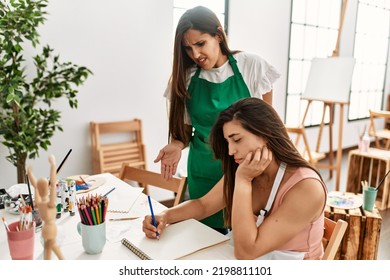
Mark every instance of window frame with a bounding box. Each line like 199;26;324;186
285;0;343;128
348;0;390;121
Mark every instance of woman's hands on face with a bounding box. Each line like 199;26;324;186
142;213;168;239
236;145;272;182
154;143;183;180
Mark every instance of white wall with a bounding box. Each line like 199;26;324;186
0;0;174;193
228;0;291;117
1;0;389;193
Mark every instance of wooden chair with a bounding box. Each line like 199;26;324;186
119;164;187;207
368;109;390;149
90;118;146;178
322;217;348;260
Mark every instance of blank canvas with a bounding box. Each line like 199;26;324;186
302;57;355;103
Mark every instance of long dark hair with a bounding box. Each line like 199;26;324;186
169;6;237;145
210;98;323;226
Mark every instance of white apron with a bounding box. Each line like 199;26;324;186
255;162;305;260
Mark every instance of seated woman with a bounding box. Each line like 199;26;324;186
143;98;327;260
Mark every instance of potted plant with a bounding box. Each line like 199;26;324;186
0;0;92;183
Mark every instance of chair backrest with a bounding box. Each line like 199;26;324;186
118;164;187;207
322;217;348;260
90;119;146;178
368;109;390;149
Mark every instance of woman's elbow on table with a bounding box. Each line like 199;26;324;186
234;244;259;260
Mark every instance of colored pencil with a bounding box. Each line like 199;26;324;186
77;203;87;225
95;205;100;225
103;187;115;197
147;195;159;239
82;205;93;225
99;203;102;223
101;199;105;222
90;204;97;225
109;217;139;221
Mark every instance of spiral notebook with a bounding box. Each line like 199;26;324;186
121;218;230;260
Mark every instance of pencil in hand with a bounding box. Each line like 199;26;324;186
147;195;159;239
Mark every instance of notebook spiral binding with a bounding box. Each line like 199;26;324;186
121;238;152;260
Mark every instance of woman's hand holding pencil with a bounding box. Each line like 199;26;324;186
142;211;168;239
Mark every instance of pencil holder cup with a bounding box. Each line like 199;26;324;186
363;187;378;211
77;221;106;254
6;221;35;260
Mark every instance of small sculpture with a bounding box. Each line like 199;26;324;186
27;155;64;260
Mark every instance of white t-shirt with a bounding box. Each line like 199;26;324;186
164;52;280;124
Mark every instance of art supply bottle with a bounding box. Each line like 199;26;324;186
55;181;62;219
60;179;69;212
56;196;62;219
69;180;76;216
361;130;370;153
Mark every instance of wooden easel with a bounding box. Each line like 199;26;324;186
299;98;349;191
288;0;350;191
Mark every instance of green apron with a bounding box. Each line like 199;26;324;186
186;54;251;229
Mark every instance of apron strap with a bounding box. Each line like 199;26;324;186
194;66;202;78
228;54;241;76
259;162;287;217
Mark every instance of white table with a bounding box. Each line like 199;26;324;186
0;173;234;260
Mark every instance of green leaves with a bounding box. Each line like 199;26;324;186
0;0;47;48
31;45;92;107
0;0;93;182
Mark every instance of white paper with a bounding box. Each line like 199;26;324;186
121;218;230;260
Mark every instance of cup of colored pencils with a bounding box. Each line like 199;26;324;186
76;194;108;225
76;194;107;254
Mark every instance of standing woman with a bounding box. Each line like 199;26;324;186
154;6;280;233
